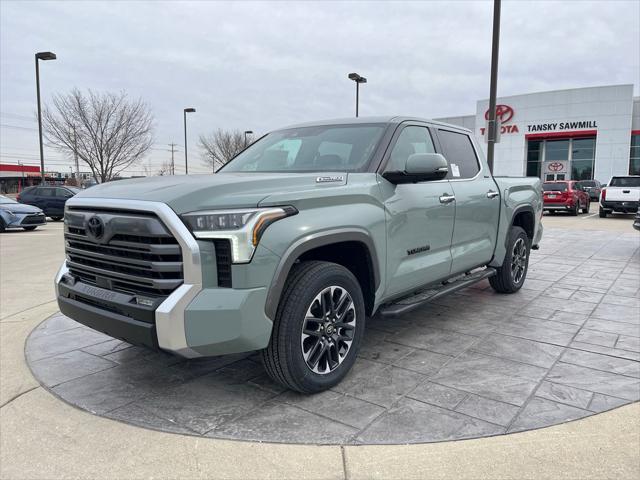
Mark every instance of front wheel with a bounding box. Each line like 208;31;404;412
582;199;590;214
571;202;579;216
261;261;365;393
489;226;530;294
23;226;38;231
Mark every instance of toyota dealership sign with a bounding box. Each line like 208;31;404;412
480;104;519;137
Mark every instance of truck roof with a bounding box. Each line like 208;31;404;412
280;116;472;134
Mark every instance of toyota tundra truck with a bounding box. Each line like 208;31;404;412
55;117;543;393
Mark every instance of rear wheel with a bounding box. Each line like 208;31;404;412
23;226;38;231
0;219;5;233
582;199;590;214
599;207;607;218
571;202;579;216
50;216;63;222
489;226;530;294
262;261;365;393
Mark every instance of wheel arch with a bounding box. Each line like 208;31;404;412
265;230;380;319
510;205;535;241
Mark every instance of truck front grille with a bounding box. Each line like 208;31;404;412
64;208;183;298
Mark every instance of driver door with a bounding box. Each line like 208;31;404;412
378;124;455;298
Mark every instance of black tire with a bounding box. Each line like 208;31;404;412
23;226;37;231
489;226;530;294
261;261;365;394
599;207;607;218
571;202;579;216
50;216;63;222
582;199;590;214
0;219;5;233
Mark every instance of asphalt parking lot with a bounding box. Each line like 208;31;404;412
1;209;639;478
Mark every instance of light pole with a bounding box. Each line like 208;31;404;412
35;51;57;185
244;130;253;147
348;72;367;117
183;108;196;174
486;0;501;173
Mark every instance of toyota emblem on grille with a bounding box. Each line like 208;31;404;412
87;216;105;239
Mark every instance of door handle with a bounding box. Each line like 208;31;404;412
487;190;500;199
439;194;456;204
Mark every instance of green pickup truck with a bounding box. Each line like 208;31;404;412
55;117;543;393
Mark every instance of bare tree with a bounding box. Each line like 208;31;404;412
199;129;252;171
43;89;154;182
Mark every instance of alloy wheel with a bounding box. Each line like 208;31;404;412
510;238;527;284
300;286;356;374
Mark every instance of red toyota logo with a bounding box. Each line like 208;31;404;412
548;162;564;172
485;104;514;124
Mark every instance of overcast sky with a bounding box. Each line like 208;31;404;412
1;0;638;175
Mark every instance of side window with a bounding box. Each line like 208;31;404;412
386;126;435;172
437;130;480;179
56;188;73;198
37;188;55;197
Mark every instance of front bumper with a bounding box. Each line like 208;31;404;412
6;212;46;228
601;200;639;213
54;198;274;359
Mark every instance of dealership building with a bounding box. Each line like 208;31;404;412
437;84;639;183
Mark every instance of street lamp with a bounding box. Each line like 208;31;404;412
244;130;253;147
35;51;57;185
348;72;367;117
183;107;196;174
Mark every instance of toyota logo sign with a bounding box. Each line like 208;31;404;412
86;216;105;239
548;162;565;172
485;104;514;124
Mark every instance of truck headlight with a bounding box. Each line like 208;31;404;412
181;206;297;263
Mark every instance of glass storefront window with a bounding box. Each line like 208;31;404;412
545;140;570;161
526;137;596;181
630;134;640;175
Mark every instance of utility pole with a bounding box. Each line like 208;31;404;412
486;0;501;173
168;143;178;175
73;126;79;179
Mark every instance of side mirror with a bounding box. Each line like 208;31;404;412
383;153;449;184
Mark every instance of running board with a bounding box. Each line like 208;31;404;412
379;268;496;318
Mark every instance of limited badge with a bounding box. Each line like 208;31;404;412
316;176;345;183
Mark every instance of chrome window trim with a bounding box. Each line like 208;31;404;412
59;197;203;358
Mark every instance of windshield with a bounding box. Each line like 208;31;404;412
0;195;17;204
220;124;386;173
66;187;81;193
543;182;568;192
609;177;640;187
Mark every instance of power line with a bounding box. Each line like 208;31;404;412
0;123;38;131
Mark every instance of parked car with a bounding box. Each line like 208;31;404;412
579;179;603;200
542;180;590;215
55;117;543;393
599;176;640;217
0;195;46;232
633;207;640;231
17;186;80;221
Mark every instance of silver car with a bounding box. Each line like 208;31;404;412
0;195;46;232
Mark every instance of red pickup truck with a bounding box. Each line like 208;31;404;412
542;181;590;215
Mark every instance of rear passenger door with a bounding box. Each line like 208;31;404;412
436;129;500;275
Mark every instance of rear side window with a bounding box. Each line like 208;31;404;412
609;177;640;187
437;130;480;179
36;187;56;196
543;183;568;192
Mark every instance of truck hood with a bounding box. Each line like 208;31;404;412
74;172;348;214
